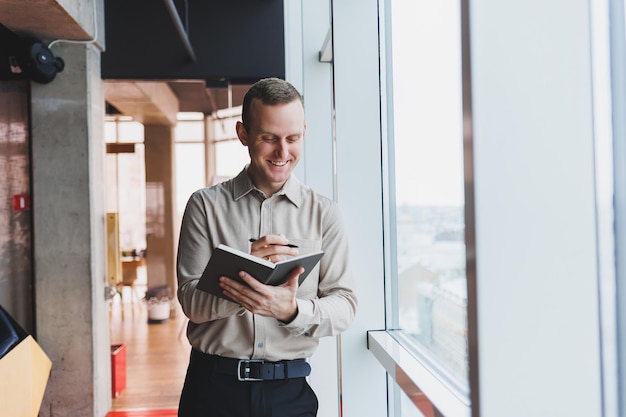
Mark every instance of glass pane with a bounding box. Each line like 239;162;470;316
175;120;204;142
389;0;468;386
215;139;249;179
104;121;117;143
176;143;206;215
117;121;144;143
211;115;239;141
117;144;147;251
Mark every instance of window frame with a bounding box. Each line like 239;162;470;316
373;0;479;415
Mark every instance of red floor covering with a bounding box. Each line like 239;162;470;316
106;410;177;417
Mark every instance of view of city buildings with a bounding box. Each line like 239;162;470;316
395;204;468;383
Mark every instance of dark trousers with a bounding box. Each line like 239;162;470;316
178;350;319;417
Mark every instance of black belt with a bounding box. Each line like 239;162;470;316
193;350;311;381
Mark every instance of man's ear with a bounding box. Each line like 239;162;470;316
236;121;248;146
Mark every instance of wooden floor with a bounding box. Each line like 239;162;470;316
109;298;190;412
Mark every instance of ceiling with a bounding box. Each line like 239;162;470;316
166;81;249;115
0;0;279;121
0;0;93;41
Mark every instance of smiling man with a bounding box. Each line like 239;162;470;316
237;87;304;198
176;78;358;417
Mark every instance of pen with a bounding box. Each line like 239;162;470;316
249;238;299;248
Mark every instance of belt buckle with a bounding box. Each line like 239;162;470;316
237;359;265;381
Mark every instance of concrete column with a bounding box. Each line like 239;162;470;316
31;42;109;417
144;124;178;300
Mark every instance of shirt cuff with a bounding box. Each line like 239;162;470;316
281;298;314;334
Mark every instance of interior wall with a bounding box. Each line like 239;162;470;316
331;0;389;414
0;80;33;334
283;1;342;415
469;1;602;416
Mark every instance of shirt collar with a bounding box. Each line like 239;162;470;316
232;165;303;207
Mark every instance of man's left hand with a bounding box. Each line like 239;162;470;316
218;266;305;322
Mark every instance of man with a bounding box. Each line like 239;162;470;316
176;77;358;417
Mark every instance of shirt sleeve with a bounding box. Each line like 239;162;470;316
176;191;243;323
282;202;358;337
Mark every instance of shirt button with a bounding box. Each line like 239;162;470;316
258;343;264;348
304;333;310;337
263;203;269;209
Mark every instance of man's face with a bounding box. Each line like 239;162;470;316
237;98;305;196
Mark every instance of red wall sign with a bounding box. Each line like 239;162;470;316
13;194;30;211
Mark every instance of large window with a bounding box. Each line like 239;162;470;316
383;0;470;414
175;112;206;216
175;109;248;218
209;106;249;182
104;117;147;253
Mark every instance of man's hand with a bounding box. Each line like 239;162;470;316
250;234;299;263
218;266;305;322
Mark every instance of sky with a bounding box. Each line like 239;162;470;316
390;0;465;207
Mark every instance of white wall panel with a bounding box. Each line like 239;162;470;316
332;0;388;416
469;1;603;416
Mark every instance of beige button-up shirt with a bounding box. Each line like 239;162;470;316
176;167;357;361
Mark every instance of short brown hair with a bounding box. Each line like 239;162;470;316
241;78;303;130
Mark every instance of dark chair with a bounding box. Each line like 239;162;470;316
0;305;28;360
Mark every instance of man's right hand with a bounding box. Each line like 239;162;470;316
250;234;299;263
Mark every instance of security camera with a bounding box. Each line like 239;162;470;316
16;38;65;84
0;23;65;84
